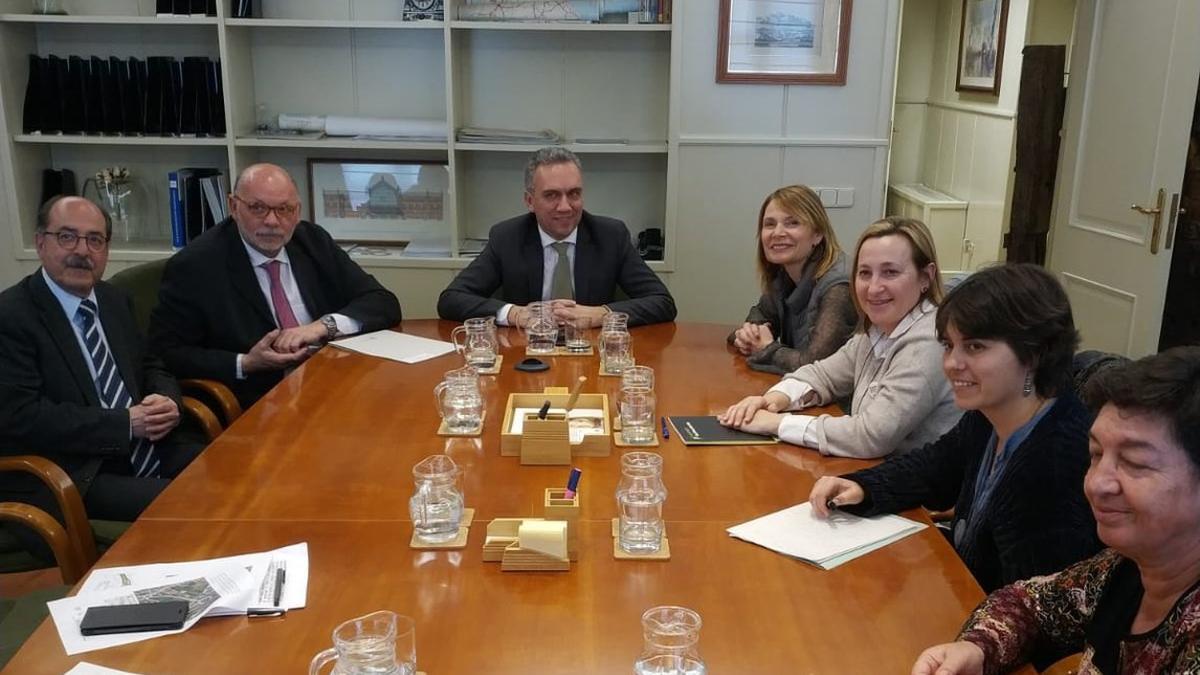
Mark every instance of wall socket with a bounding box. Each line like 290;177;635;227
815;187;855;208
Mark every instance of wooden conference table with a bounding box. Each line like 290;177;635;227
6;321;1016;674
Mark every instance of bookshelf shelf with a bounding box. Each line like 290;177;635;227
455;142;667;154
14;134;228;147
0;14;219;25
224;18;442;29
449;21;670;32
235;137;449;151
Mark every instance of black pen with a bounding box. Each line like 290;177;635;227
825;499;839;512
247;607;287;617
538;400;552;419
273;568;286;607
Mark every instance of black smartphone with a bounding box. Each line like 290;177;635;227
80;600;189;635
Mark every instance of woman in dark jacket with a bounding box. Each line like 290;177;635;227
729;185;857;374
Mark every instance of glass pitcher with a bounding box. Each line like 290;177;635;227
451;317;498;370
615;451;667;554
309;610;416;675
526;301;558;355
634;606;706;675
408;454;465;543
433;366;483;433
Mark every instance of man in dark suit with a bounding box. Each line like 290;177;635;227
150;163;402;408
0;196;202;528
437;147;675;327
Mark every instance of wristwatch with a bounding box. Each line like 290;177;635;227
319;314;338;342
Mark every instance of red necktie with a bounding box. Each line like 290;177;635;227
263;260;300;329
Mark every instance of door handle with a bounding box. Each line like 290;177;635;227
1131;188;1166;254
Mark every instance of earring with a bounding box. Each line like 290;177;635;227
1023;371;1034;397
920;286;928;294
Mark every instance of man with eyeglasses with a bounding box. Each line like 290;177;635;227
0;196;204;551
150;163;401;408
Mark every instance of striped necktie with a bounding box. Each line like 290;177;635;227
75;299;160;478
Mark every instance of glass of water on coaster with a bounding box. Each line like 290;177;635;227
621;365;654;391
564;316;591;352
309;610;417;675
616;451;667;554
619;386;656;445
451;316;497;370
408;454;464;544
602;329;633;374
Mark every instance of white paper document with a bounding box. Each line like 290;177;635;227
330;330;456;364
726;503;927;570
65;663;144;675
51;543;309;655
509;408;606;444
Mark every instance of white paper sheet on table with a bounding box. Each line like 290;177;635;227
65;662;144;674
77;542;309;616
49;564;255;655
330;330;456;364
726;502;926;570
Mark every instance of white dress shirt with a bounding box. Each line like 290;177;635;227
769;300;934;447
235;237;361;378
495;225;578;326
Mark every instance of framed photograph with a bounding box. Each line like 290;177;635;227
402;0;443;22
955;0;1009;94
307;159;450;253
717;0;853;85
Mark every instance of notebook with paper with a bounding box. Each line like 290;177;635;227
726;502;927;570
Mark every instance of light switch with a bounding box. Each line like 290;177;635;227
836;188;855;207
819;189;837;207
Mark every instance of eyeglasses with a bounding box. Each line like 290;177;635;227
232;194;301;220
43;229;109;252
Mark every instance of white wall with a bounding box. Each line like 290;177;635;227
672;1;901;323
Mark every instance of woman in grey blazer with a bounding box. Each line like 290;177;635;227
729;185;858;375
720;216;960;458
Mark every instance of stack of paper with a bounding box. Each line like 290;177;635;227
49;543;308;655
457;126;563;144
726;503;926;570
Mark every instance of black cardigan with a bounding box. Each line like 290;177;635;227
843;393;1101;592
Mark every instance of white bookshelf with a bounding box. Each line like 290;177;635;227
0;0;677;267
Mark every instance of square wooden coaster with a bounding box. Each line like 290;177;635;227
611;517;670;559
598;359;635;378
436;411;485;437
614;429;660;447
409;508;475;550
473;355;503;375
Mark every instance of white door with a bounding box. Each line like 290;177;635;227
1047;0;1200;357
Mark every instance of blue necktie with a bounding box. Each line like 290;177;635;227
75;299;160;478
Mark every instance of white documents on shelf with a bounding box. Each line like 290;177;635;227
50;543;309;655
726;503;926;570
330;330;456;364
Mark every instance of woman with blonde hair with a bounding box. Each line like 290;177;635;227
720;216;960;458
730;185;857;374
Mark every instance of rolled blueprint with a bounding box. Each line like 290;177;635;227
277;114;446;139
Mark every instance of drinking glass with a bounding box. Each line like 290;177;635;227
634;606;706;675
619;386;656;445
408;455;464;544
563;317;591;352
616;451;667;554
309;611;416;675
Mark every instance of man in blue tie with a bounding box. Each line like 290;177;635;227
0;196;202;538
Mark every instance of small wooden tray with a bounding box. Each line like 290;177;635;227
409;508;476;550
436;411;485;437
473;354;503;375
611;519;670;560
612;415;660;447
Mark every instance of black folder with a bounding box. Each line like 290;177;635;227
90;56;114;135
177;168;222;241
126;57;147;135
22;55;44;134
65;56;89;135
46;55;67;134
207;59;225;136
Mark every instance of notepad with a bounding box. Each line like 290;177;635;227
667;416;778;446
726;503;927;570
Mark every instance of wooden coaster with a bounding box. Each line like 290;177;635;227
436;411;485;437
610;518;670;560
410;527;468;550
409;509;474;550
525;345;596;357
473;355;503;375
614;429;660;447
598;359;635;378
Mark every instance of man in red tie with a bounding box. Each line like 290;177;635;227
150;163;402;407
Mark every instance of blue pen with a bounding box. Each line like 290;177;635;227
564;467;582;499
661;416;669;439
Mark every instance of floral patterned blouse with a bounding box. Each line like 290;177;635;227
958;548;1200;674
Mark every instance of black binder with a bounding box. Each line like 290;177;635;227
143;57;164;135
231;0;253;19
90;56;112;135
207;59;225;136
40;169;77;207
46;55;66;134
126;57;147;135
22;55;44;134
64;56;87;135
109;56;129;135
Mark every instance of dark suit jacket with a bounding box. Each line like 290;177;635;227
437;212;676;326
0;271;183;506
149;218;402;408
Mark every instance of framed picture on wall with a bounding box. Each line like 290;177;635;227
716;0;853;85
307;159;450;250
955;0;1010;94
